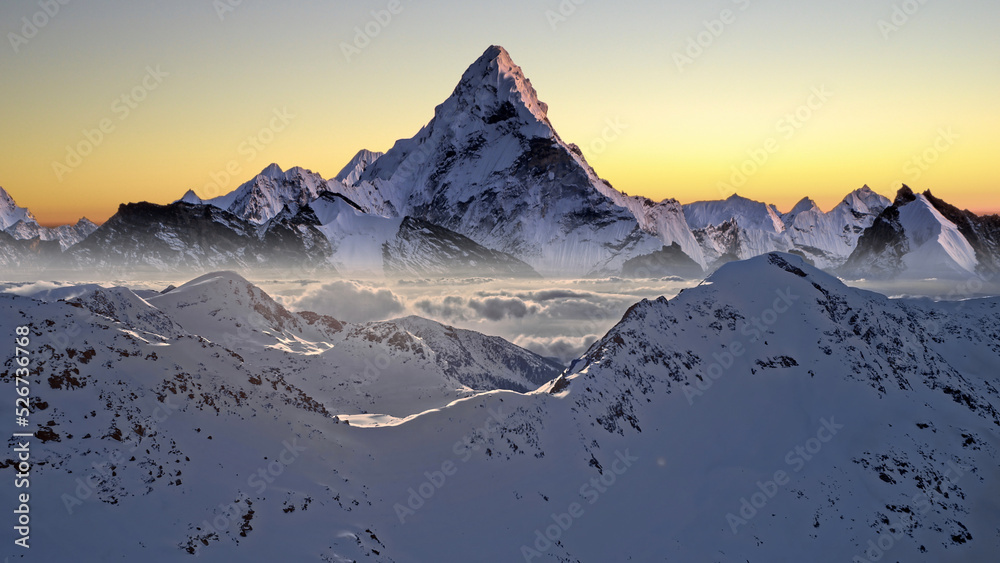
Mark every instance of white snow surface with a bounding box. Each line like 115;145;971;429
201;164;343;225
0;186;98;249
897;194;979;278
691;187;892;269
0;185;35;230
335;149;385;186
5;255;999;561
331;46;697;276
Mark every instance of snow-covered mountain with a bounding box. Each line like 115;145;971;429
686;188;891;269
338;45;697;277
335;149;384;186
144;272;561;406
6;253;999;561
290;192;539;278
0;186;99;249
5;217;99;250
171;165;539;278
152;46;915;280
782;186;891;269
0;185;35;230
685;193;787;233
67;201;335;276
0;186;537;278
199;164;336;226
0;230;62;269
921;191;1000;280
843;186;988;280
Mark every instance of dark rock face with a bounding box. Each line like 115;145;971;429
842;185;1000;280
68;202;334;276
621;243;704;279
693;219;742;271
841;204;909;278
0;230;62;269
382;217;540;278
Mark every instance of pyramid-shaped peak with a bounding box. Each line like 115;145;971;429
788;197;819;215
895;184;918;206
847;185;881;200
0;186;37;230
336;149;384;185
473;45;520;74
451;45;550;125
0;186;22;210
483;45;512;62
838;185;890;213
179;189;202;204
260;163;285;179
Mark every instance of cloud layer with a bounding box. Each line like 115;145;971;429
285;281;406;322
270;277;697;364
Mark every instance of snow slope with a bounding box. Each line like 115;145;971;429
685;193;787;233
0;185;35;230
201;164;337;225
1;186;99;249
844;187;981;280
783;186;891;269
5;217;99;250
335;149;384;186
145;271;561;408
6;254;999;561
687;187;891;269
340;46;695;276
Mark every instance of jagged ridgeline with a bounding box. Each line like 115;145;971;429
2;46;999;281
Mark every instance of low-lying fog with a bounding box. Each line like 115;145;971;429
4;274;998;365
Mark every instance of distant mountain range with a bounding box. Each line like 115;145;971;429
0;186;97;252
2;46;998;281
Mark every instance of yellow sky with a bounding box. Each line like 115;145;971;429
1;1;997;226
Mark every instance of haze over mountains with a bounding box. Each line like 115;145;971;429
2;46;998;282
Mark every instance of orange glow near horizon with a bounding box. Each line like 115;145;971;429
1;2;997;227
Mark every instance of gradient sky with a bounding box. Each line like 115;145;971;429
1;0;998;226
